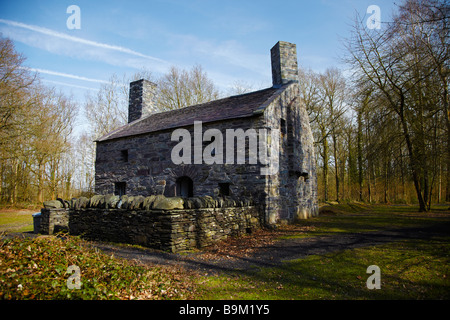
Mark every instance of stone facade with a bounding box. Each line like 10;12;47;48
95;116;271;215
95;41;318;226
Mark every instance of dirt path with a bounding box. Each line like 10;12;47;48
91;221;450;274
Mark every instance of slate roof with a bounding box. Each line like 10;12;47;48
97;84;288;142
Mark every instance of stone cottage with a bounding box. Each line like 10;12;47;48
95;41;318;225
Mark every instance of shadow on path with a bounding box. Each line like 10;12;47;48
90;221;450;274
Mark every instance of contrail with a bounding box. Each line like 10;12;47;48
25;67;109;84
0;19;168;64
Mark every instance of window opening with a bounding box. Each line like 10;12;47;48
121;150;128;162
176;176;193;197
218;182;230;196
114;182;126;197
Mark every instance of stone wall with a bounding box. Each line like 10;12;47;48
40;195;261;253
40;208;70;235
69;206;260;252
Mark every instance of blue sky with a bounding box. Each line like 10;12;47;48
0;0;397;105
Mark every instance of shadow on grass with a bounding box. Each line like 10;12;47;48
200;236;450;300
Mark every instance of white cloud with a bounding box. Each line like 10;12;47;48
171;34;269;76
0;19;170;72
0;19;273;92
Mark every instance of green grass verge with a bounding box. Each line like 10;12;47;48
0;209;36;233
279;203;450;239
196;236;450;300
195;204;450;300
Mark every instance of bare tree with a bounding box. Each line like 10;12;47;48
318;68;348;202
395;0;449;203
344;0;448;211
0;37;37;140
84;74;128;140
299;67;348;202
157;64;219;111
29;85;77;202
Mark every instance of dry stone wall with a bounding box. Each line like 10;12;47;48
40;195;261;253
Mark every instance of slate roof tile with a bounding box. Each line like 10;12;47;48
97;85;286;142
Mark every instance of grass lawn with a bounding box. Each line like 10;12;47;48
0;209;36;233
195;203;450;300
279;203;450;238
196;237;449;300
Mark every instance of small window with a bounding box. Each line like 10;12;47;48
176;176;193;197
280;118;287;135
114;182;126;197
219;183;230;196
121;150;128;162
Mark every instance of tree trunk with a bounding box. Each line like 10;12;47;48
323;137;329;202
65;174;72;199
11;159;18;205
400;146;406;202
384;155;388;204
438;159;442;203
0;162;3;203
332;133;340;202
444;79;450;202
357;110;364;202
37;161;44;203
398;97;427;212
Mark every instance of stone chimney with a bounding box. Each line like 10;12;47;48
270;41;298;87
128;79;157;123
